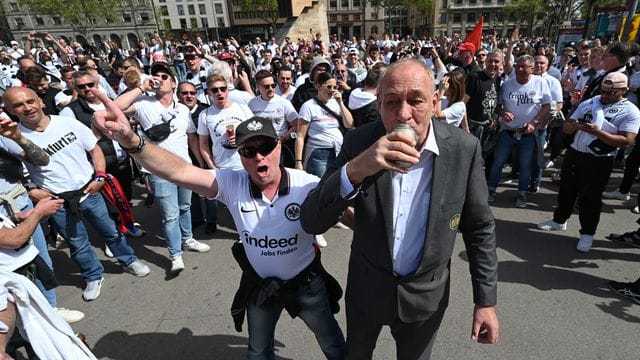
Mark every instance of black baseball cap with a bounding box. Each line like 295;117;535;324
235;117;278;146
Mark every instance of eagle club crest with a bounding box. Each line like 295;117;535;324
449;214;461;230
284;203;301;221
247;120;263;131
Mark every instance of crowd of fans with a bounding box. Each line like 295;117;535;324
0;28;639;357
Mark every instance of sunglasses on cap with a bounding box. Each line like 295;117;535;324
209;86;227;94
238;139;278;158
76;82;96;90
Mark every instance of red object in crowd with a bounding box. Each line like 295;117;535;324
464;16;484;53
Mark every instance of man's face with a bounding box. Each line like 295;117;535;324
475;51;487;65
74;75;98;101
533;56;549;75
294;59;302;70
30;78;49;94
278;70;292;91
263;51;272;62
485;54;502;77
122;61;139;73
514;59;533;84
178;84;198;108
4;88;46;127
257;76;276;100
578;49;590;67
152;71;176;94
85;60;98;74
311;64;329;82
602;51;622;72
348;52;359;65
376;61;437;148
334;64;348;81
238;136;281;187
208;80;229;108
458;50;474;66
62;71;75;89
560;50;575;65
600;86;626;105
185;52;201;72
0;51;11;65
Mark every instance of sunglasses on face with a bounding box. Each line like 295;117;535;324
260;83;277;89
180;91;197;96
154;73;171;80
209;86;227;94
76;82;96;90
601;89;620;95
238;139;278;158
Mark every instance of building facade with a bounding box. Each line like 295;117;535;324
154;0;232;42
433;0;521;37
327;0;385;40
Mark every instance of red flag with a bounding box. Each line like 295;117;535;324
464;16;484;52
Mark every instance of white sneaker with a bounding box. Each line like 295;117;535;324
537;219;567;231
315;234;327;248
183;238;210;252
82;278;104;301
124;260;151;277
544;159;554;169
576;234;594;252
104;245;114;258
55;307;85;324
171;256;185;274
602;190;630;201
333;222;350;230
633;205;640;214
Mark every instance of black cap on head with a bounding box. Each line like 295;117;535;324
235;117;278;146
150;62;176;81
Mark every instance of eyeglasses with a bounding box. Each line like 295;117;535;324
180;91;197;96
260;83;277;89
76;82;96;90
476;53;487;57
208;86;227;94
322;85;339;91
237;139;278;158
184;54;198;60
154;73;171;80
601;89;620;95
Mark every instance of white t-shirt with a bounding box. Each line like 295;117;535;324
229;89;254;106
0;214;39;271
442;100;466;127
500;76;551;128
276;85;296;101
134;96;196;165
298;98;343;162
20;115;96;194
541;73;563;114
571;96;640;156
215;168;317;280
248;95;298;138
197;103;253;170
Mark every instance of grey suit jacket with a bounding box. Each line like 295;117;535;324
301;120;497;323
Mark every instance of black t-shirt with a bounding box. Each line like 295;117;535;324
465;70;501;125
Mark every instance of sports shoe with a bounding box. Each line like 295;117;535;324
82;278;104;301
608;280;640;304
333;222;350;230
537;219;567;231
634;205;640;214
126;225;145;238
55;307;85;324
544;159;554;169
602;190;630;201
183;238;211;252
527;183;539;194
551;172;561;184
104;245;114;258
124;260;151;277
315;234;327;248
576;234;594;252
606;231;640;248
171;256;185;274
501;173;518;184
514;193;527;208
488;191;496;204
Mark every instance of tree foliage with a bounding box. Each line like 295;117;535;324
18;0;123;36
238;0;280;30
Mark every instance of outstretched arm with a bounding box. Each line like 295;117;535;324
89;88;219;198
0;117;49;166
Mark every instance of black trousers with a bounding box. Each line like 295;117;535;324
553;148;614;235
618;140;640;196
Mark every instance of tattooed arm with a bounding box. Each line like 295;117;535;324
0;117;49;166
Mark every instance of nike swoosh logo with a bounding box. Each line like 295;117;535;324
240;207;256;213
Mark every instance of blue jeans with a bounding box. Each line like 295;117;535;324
175;62;187;83
489;130;536;192
149;175;193;258
51;193;137;282
0;193;56;307
246;274;345;359
305;148;336;179
190;192;217;225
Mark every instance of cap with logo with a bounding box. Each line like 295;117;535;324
347;47;359;55
150;62;176;82
601;72;628;90
235;117;278;146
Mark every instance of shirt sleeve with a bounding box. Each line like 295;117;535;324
298;102;312;123
284;100;299;123
339;164;359;200
196;110;209;136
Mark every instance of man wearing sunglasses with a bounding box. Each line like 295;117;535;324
248;70;299;167
539;72;640;252
115;62;211;274
91;98;346;358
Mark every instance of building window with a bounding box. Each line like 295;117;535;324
190;18;198;28
329;14;338;22
160;6;169;16
353;0;361;7
198;4;206;14
453;13;461;23
497;0;504;3
371;12;377;19
188;5;195;15
467;13;475;22
353;13;361;21
442;0;448;6
455;0;462;4
217;17;225;27
440;13;447;24
123;13;132;22
177;5;185;15
215;3;223;13
52;16;61;25
353;25;361;37
329;0;337;8
483;0;491;3
35;17;45;26
9;3;18;11
496;10;503;21
341;0;349;8
15;18;24;27
163;19;171;29
140;12;149;22
371;25;378;34
158;0;165;2
202;17;208;27
469;0;476;4
180;18;187;28
341;14;349;21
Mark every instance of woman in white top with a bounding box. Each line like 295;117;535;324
434;71;469;132
295;72;354;177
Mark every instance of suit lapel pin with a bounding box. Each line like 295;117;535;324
449;214;460;230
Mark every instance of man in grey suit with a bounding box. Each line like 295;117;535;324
301;58;499;359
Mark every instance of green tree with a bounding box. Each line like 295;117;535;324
237;0;280;32
18;0;123;38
